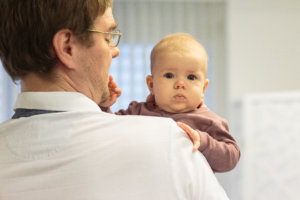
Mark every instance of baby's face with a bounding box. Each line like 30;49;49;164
148;51;208;113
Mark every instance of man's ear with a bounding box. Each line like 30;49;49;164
52;29;76;69
146;75;154;94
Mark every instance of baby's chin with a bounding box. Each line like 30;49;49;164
159;105;197;114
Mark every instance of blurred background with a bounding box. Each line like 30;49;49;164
1;0;300;199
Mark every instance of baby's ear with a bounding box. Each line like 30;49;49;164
146;75;154;94
202;79;209;97
199;79;210;107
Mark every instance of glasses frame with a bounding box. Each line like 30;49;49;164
88;29;122;47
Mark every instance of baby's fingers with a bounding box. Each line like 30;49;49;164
108;75;122;97
177;122;200;152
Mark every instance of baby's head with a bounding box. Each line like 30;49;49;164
146;33;209;113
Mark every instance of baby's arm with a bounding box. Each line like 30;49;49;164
175;107;240;172
197;121;240;173
177;122;200;152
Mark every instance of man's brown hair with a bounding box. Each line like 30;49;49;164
0;0;113;80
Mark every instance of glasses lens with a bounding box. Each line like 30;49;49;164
113;35;119;47
111;35;118;46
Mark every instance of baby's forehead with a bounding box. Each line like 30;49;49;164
155;45;207;66
154;52;205;70
156;40;207;60
152;49;207;75
158;47;202;57
159;63;203;73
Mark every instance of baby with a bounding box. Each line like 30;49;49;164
103;33;240;173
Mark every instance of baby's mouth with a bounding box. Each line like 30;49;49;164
173;94;186;101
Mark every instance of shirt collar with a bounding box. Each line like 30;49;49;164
14;92;102;112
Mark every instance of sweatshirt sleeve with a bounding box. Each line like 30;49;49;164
100;101;142;115
197;119;241;173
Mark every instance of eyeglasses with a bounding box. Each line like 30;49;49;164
88;29;122;47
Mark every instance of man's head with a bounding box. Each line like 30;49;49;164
0;0;113;80
147;33;209;113
0;0;120;104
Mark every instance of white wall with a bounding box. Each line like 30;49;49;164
220;1;300;199
0;63;19;122
227;0;300;104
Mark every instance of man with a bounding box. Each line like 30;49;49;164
0;0;229;199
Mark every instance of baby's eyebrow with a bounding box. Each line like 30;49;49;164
163;67;177;71
186;69;201;74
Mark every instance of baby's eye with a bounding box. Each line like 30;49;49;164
187;74;197;80
164;73;174;79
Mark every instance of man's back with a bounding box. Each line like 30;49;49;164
0;92;228;200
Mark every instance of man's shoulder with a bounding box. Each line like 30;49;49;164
112;112;181;134
82;110;181;135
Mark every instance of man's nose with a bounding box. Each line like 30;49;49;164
112;47;120;58
174;80;185;89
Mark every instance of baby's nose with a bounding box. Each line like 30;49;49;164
174;80;185;89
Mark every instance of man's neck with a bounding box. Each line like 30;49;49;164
21;72;72;92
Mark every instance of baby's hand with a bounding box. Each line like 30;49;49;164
99;75;122;107
177;122;200;152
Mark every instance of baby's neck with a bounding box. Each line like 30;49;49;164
153;103;199;114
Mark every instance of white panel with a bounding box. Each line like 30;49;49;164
241;92;300;200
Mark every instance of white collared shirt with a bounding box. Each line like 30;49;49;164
0;92;228;200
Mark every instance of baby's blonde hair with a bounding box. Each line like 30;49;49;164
150;33;208;76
